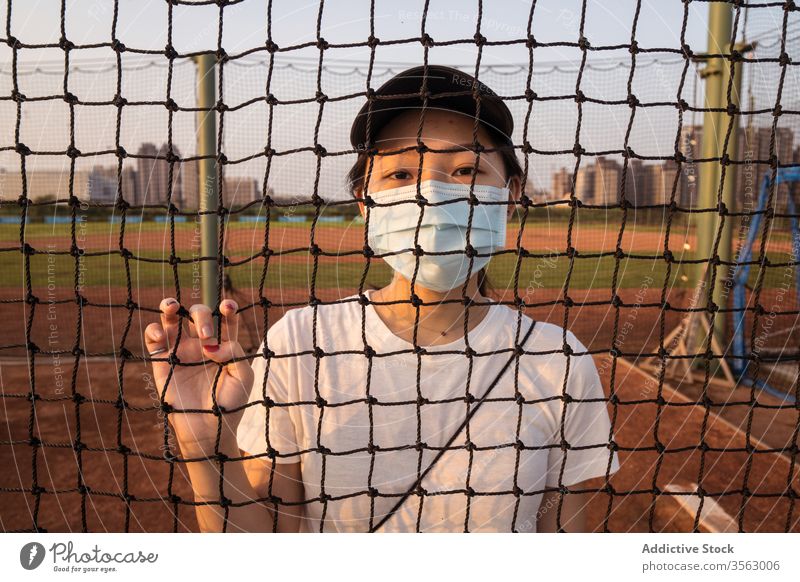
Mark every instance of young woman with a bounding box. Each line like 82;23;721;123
143;65;620;533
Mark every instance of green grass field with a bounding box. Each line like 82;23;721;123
1;245;795;291
1;221;795;291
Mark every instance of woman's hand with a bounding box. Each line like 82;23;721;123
143;297;255;457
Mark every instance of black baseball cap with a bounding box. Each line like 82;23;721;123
349;64;514;151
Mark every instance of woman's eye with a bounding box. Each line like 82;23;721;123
456;167;479;176
390;170;411;180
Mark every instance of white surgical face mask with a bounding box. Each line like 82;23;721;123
365;179;509;292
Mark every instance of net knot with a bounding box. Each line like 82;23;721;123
677;98;689;112
59;36;75;52
317;446;331;456
367;35;380;48
313;346;325;359
559;439;570;451
31;485;46;495
163;450;178;462
779;52;792;67
526;35;537;49
218;496;232;508
265;40;279;53
464;244;477;258
215;48;229;63
15;142;30;156
524;88;537;103
111;39;126;53
414;485;427;497
654;441;665;454
699;440;710;452
6;35;21;50
315;396;327;408
78;484;91;495
308;295;320;307
123;493;136;503
28;435;41;446
66;145;81;159
73;439;87;452
465;392;476;404
315;90;328;104
562;342;573;356
420;33;434;48
265;447;278;460
609;347;621;358
215;452;229;463
10;89;25;103
309;242;322;257
611;293;623;307
577;36;590;50
163;44;178;60
316;37;329;51
521;140;534;155
365;395;379;406
609;394;620;405
563;296;574;309
515;438;525;451
681;43;693;59
465;440;477;452
164;98;179;113
314;144;328;157
784;0;797;11
367;486;380;499
674;151;686;163
160;402;174;414
463;346;476;358
367;443;381;454
63;91;78;105
574;90;586;104
358;292;371;306
515;392;526;405
266;93;278;106
772;105;782;120
608;439;618;452
116;444;131;455
473;32;487;47
626;93;639;108
71;346;84;358
465;486;476;497
416;396;429;407
410;293;423;307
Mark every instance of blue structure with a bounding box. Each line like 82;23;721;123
730;167;800;402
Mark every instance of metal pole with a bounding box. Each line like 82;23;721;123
693;3;732;357
712;42;745;345
193;54;219;333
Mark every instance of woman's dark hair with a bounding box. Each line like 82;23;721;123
346;121;523;298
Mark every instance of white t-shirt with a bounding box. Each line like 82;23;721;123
236;289;620;532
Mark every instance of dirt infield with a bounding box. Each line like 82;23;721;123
13;223;695;254
1;352;797;532
0;286;691;360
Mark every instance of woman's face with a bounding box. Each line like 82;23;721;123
356;108;520;218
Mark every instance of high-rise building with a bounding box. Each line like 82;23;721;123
87;165;138;205
550;167;573;200
592;156;622;205
574;163;595;203
136;142;183;208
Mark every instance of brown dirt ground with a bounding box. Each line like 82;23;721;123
1;298;798;532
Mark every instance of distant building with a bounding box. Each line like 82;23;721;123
551;167;573;200
0;168;91;202
88;166;138;205
592;156;622;205
136;142;184;208
574;163;595;203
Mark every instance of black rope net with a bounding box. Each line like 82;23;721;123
0;0;798;533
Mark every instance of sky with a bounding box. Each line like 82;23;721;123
0;1;791;201
1;0;717;67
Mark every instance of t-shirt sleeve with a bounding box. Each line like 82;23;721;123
545;332;620;487
236;314;302;464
